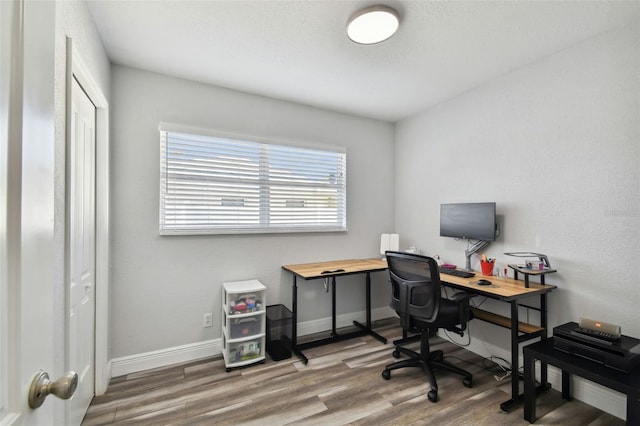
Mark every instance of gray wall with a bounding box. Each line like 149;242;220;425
395;21;640;352
110;66;395;358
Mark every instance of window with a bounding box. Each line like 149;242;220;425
159;124;347;234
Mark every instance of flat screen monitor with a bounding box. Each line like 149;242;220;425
440;202;496;241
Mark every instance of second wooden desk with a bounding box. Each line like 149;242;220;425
282;258;388;364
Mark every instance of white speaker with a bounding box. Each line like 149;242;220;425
389;234;399;251
380;234;389;256
380;234;399;256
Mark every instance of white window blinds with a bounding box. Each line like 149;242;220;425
160;126;347;234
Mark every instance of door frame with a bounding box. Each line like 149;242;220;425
65;37;110;397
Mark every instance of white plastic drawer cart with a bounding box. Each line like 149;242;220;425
222;279;266;371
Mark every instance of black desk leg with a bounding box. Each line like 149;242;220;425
523;351;536;423
511;300;519;401
292;275;297;346
352;272;387;344
366;272;371;327
295;269;387;362
331;276;337;335
540;294;548;387
503;296;552;414
500;300;521;412
291;275;308;364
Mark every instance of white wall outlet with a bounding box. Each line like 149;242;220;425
203;313;213;328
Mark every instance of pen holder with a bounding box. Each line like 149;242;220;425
480;261;494;276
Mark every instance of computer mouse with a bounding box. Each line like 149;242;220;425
477;279;492;286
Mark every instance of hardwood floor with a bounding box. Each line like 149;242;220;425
82;319;624;425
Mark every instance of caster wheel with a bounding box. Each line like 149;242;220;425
427;390;438;402
463;377;472;388
392;349;400;358
225;368;232;373
381;370;391;380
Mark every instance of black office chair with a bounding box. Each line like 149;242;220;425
382;251;474;402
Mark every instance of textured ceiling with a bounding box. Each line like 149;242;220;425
87;0;640;122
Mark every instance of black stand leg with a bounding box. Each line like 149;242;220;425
628;395;640;425
562;371;572;400
523;352;536;423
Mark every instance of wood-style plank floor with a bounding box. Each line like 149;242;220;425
82;319;624;425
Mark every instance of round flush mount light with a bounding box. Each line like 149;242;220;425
347;5;400;45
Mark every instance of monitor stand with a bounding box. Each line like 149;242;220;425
463;240;490;271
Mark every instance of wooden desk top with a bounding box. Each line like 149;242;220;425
282;257;556;300
282;258;388;279
441;273;556;301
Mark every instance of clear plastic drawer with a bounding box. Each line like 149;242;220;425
223;335;264;364
225;313;264;339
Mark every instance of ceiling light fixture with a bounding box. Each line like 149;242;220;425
347;5;400;45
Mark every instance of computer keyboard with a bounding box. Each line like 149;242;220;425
438;267;476;278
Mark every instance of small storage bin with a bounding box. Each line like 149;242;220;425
266;304;293;361
222;280;267;371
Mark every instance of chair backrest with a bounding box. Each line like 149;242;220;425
385;251;441;329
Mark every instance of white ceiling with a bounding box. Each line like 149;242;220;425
86;0;640;122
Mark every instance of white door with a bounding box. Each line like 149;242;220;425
0;0;14;421
1;0;61;424
68;76;97;424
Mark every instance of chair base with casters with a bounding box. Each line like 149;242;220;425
382;327;472;402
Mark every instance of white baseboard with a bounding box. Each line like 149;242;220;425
110;306;395;378
110;339;222;378
439;332;626;421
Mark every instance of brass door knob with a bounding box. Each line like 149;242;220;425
28;370;78;409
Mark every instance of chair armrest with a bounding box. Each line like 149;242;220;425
449;291;473;304
448;291;474;332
